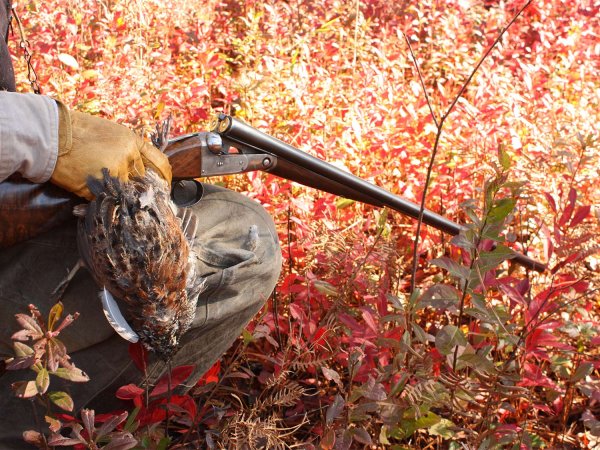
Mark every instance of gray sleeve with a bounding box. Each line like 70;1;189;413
0;92;58;183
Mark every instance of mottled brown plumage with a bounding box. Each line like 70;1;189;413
74;168;204;359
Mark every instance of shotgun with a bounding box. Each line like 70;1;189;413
0;113;546;272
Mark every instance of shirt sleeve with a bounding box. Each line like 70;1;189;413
0;91;58;183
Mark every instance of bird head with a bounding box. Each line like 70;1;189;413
134;289;198;360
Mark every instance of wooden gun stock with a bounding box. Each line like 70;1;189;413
0;177;79;248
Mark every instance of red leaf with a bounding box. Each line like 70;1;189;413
289;302;305;321
167;395;197;418
128;342;148;373
55;413;77;423
558;188;576;227
569;205;590;227
499;283;526;306
116;384;144;400
337;313;362;333
360;308;378;334
526;329;574;352
543;192;557;213
519;362;559;389
311;326;329;347
137;400;167;426
196;360;220;386
150;365;195;397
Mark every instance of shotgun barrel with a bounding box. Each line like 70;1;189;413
213;114;546;273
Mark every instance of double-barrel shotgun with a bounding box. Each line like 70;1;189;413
0;113;546;272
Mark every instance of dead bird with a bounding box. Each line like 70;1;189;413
58;168;204;360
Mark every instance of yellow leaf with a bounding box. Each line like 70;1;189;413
48;302;63;331
81;70;98;80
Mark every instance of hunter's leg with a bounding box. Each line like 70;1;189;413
0;185;281;448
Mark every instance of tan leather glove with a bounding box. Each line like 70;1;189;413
51;101;172;200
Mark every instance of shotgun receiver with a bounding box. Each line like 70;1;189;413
0;113;546;272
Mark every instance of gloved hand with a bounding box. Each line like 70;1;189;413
51;101;172;200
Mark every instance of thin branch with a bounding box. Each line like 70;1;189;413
404;34;439;128
408;0;534;293
442;0;534;124
352;0;360;75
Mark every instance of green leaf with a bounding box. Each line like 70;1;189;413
36;368;50;394
48;391;74;412
418;284;460;312
12;380;38;398
428;418;456;439
386;294;405;312
376;208;389;232
475;245;516;273
497;144;511;170
430;257;469;280
571;362;594;382
157;437;171;450
390;420;416;439
414;411;441;429
326;394;345;425
450;232;475;250
124;407;140;432
379;425;391;445
313;280;339;296
241;329;254;345
412;323;434;343
352;427;372;445
335;197;355;209
408;288;421;311
487;198;516;224
321;429;336;449
435;325;467;356
458;352;495;374
48;302;64;331
51;367;90;383
13;341;34;358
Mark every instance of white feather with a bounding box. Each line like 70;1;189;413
99;287;139;343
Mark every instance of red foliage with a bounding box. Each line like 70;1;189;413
8;0;599;447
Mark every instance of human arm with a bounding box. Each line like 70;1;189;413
0;91;171;199
0;92;57;183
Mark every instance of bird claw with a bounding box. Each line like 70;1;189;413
151;114;173;153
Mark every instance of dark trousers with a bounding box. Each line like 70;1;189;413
0;183;282;448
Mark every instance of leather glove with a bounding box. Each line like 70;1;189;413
51;101;172;200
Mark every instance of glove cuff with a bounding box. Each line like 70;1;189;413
56;100;73;156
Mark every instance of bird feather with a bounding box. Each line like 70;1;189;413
99;287;139;343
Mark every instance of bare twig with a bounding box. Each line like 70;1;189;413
408;0;534;294
404;34;439;128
